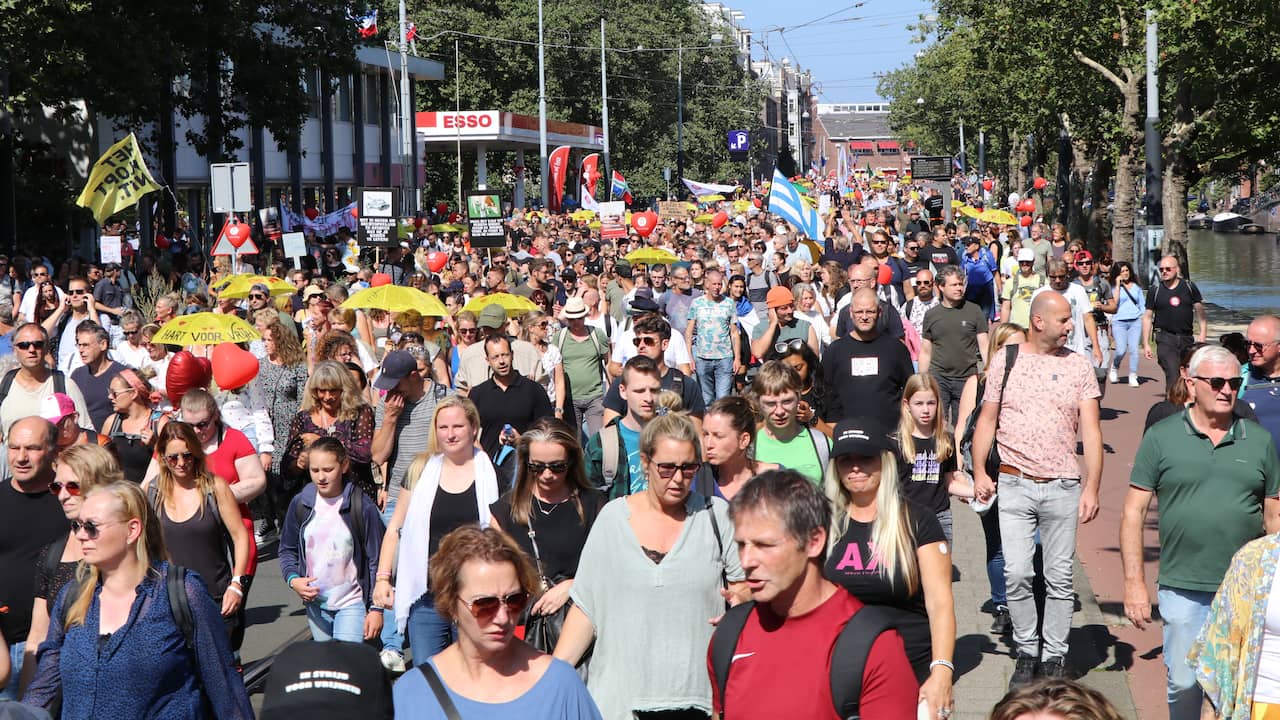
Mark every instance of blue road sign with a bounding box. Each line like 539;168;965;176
727;130;749;152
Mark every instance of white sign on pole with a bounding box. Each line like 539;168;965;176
99;236;122;264
282;232;307;260
210;162;252;213
817;194;831;217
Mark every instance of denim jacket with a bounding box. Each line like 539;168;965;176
278;483;385;609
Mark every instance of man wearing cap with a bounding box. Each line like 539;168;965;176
0;324;91;439
470;335;553;486
554;297;611;437
823;289;914;430
69;321;124;431
454;304;545;394
1000;249;1046;329
751;286;818;360
961;235;1000;321
606;260;636;325
40;393;108;455
260;640;393;720
608;292;694;379
0;417;65;700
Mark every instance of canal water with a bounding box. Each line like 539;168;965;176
1186;229;1280;317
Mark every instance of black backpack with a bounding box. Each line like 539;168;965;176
60;562;197;655
293;487;367;553
0;367;67;404
710;599;894;719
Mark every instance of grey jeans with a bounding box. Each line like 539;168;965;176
573;394;605;439
998;471;1081;660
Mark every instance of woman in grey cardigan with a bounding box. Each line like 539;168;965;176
555;412;746;720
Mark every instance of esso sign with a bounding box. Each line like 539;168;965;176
418;111;500;137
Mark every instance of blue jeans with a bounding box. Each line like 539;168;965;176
306;603;366;643
998;472;1081;660
981;501;1007;607
407;593;455;667
0;640;24;700
1111;318;1143;375
1158;586;1214;720
695;356;734;407
379;499;404;655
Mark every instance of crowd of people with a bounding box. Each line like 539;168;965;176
0;173;1272;720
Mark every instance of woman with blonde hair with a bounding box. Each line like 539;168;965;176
18;445;124;694
282;360;376;499
520;310;568;423
896;373;974;544
373;396;501;665
256;317;309;531
824;416;955;718
22;481;253;718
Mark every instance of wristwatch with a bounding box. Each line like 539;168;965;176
230;575;249;587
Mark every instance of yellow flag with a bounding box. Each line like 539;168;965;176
75;133;162;224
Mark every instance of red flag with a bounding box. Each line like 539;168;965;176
405;22;417;42
548;146;570;213
579;153;601;201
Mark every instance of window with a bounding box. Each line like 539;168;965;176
364;73;382;128
303;68;321;119
333;74;352;122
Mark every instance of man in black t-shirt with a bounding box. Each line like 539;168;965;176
1142;255;1207;390
0;417;66;699
922;187;945;221
921;266;990;426
822;289;913;430
925;227;960;276
469;336;553;489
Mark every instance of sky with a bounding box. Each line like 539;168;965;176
721;0;934;103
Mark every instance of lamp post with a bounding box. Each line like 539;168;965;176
537;0;549;209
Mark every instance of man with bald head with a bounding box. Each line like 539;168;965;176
1243;315;1280;390
822;288;913;429
1142;255;1206;391
970;290;1103;689
0;417;65;698
831;259;906;340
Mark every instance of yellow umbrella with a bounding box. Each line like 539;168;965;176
732;199;751;213
570;209;596;222
152;312;261;345
693;213;714;223
684;203;699;213
432;223;467;233
951;200;965;208
625;247;680;265
978;209;1019;226
211;274;294;299
462;292;540;317
701;194;726;202
959;206;983;219
340;285;449;316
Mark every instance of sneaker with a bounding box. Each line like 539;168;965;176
991;606;1012;635
380;649;407;673
1129;373;1140;387
1040;656;1067;679
1108;367;1118;384
1010;654;1038;690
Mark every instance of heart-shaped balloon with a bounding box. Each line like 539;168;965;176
226;221;249;249
212;343;260;391
426;251;448;273
304;208;319;220
166;350;213;405
982;179;994;191
712;211;729;229
877;262;893;285
632;211;656;237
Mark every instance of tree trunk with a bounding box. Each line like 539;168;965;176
1068;139;1092;244
1088;150;1113;250
1111;71;1141;266
1159;72;1203;278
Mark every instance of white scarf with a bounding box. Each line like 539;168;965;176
394;448;499;633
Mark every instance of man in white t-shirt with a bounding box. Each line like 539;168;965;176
15;263;62;324
1032;259;1100;363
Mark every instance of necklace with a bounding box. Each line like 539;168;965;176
532;494;571;516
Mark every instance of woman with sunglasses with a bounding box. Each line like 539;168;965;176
17;445;122;695
22;481;254;719
144;422;252;647
391;526;600;718
138;323;172;408
283;361;376;501
555;413;745;720
520;310;570;426
449;310;480;383
103;367;163;481
489;419;605;656
374;397;501;665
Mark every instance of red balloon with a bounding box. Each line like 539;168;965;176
1017;198;1036;214
876;263;893;285
1033;176;1048;190
304;207;319;220
426;251;448;273
712;211;729;229
212;343;259;391
413;217;424;229
447;212;460;223
752;198;763;208
155;234;170;250
632;211;657;238
1019;215;1033;227
350;206;359;219
166;351;212;405
436;202;449;217
225;221;249;249
982;179;994;192
371;272;393;287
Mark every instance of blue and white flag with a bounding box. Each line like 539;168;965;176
767;168;821;239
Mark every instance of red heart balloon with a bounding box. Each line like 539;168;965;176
877;262;893;285
212;343;260;391
632;211;656;237
1019;215;1033;227
753;197;763;208
712;211;729;229
427;251;448;273
436;202;449;216
166;351;213;405
1033;176;1048;190
304;207;319;220
226;222;248;249
982;179;994;191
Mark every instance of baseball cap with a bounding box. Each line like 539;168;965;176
561;296;589;319
40;393;76;424
1075;250;1094;263
477;303;508;329
830;418;889;458
249;283;271;296
766;286;794;309
260;640;392;720
614;259;633;279
1016;248;1035;263
373;350;417;391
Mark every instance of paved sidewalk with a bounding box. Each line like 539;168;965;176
949;498;1138;718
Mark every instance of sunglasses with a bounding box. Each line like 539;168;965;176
461;591;530;622
107;388;135;399
633;335;660;347
15;340;45;350
654;462;701;478
122;329;140;337
1247;341;1277;353
190;419;215;430
50;480;81;496
774;338;805;355
69;289;89;295
458;327;478;335
164;451;195;465
916;280;933;287
1075;261;1093;266
248;293;267;300
1159;266;1178;273
71;519;122;539
1194;376;1243;392
526;461;569;474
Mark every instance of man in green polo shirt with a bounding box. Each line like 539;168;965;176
1120;345;1280;720
750;286;818;360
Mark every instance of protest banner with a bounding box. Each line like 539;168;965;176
76;133;162;224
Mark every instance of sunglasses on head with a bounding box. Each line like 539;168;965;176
526;460;569;474
774;338;805;355
462;591;530;622
71;518;121;539
654;461;701;478
1194;376;1243;392
50;480;81;496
